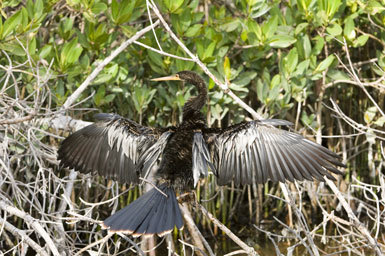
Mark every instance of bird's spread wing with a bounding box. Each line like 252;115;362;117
204;119;345;186
58;113;174;184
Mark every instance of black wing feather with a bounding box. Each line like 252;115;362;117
204;119;345;185
58;113;173;184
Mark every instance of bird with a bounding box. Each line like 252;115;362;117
57;70;345;237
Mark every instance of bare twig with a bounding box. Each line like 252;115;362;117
0;200;61;256
0;216;50;256
324;178;384;256
180;202;214;256
195;202;258;256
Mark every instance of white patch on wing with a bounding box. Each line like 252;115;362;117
192;133;214;187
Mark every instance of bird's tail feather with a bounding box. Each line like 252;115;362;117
102;183;183;237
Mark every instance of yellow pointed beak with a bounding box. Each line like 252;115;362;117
151;74;182;81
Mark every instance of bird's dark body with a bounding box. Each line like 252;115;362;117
58;70;345;237
157;127;195;189
156;72;208;189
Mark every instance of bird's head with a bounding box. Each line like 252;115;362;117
151;71;207;117
151;71;205;86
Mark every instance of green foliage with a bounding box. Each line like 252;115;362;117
1;0;384;171
2;1;385;253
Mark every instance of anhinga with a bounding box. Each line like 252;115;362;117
58;71;345;237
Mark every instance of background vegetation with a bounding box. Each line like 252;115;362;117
0;0;384;255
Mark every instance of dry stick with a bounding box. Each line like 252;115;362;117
324;77;385;90
329;99;385;137
133;40;193;61
341;38;385;118
0;112;36;125
178;239;208;256
223;250;250;256
179;202;215;256
324;178;383;255
195;203;258;256
147;1;262;120
0;216;49;256
0;200;60;256
118;233;149;256
279;183;319;256
73;233;114;256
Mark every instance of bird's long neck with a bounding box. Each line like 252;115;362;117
182;77;207;124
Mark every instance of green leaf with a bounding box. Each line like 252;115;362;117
285;48;298;74
92;2;107;14
34;0;44;18
148;50;165;69
295;22;308;35
364;106;377;124
164;0;184;13
0;42;26;56
312;36;325;55
93;73;112;84
250;2;271;18
269;75;281;100
185;24;202;37
367;0;385;14
60;38;83;69
171;9;191;34
270;74;281;88
94;85;106;106
344;17;356;40
302;35;311;59
318;0;341;20
28;37;37;56
293;60;310;76
374;116;385;126
326;23;342;36
104;94;116;103
233;71;257;86
269;35;297;48
217;46;229;58
353;34;369;47
111;0;135;25
247;19;262;41
111;0;119;22
314;55;335;73
39;45;52;59
120;25;137;37
327;69;350;81
229;83;248;93
262;15;278;39
256;79;268;103
220;19;240;32
224;56;231;80
202;41;216;60
2;10;22;39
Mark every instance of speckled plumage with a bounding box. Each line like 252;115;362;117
58;71;345;237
